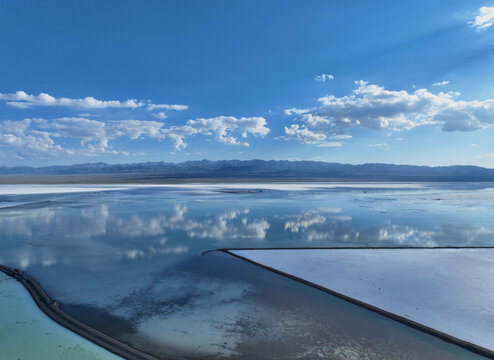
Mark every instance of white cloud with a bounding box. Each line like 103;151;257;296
0;115;270;158
317;142;343;147
78;113;99;117
284;108;311;116
315;74;334;82
284;80;494;144
147;104;189;111
471;6;494;30
0;91;142;109
432;81;450;86
38;117;107;142
108;120;166;140
153;112;167;119
477;153;494;159
0;131;69;159
20;117;165;156
185;116;269;147
0;120;71;158
316;81;427;131
330;134;352;140
0;119;31;135
0;90;188;112
369;143;390;151
160;115;270;151
284;124;326;143
370;143;388;147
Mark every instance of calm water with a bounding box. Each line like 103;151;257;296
0;273;121;360
0;183;493;359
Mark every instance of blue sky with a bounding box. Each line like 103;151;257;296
1;0;494;167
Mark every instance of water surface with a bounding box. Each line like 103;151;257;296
0;183;492;359
0;272;122;360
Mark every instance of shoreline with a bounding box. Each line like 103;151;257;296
2;174;494;185
0;264;159;360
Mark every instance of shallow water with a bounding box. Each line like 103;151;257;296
0;272;122;360
0;183;493;359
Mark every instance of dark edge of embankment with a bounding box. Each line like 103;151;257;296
0;264;160;360
202;246;494;360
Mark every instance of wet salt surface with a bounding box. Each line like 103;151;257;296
0;184;130;195
0;183;493;359
232;248;494;353
0;182;426;196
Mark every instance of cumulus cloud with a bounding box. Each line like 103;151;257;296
0;115;270;158
153;112;167;119
284;124;326;143
0;90;188;114
471;6;494;30
432;81;450;86
284;80;494;144
108;120;166;141
186;116;269;146
0;91;278;155
315;74;334;82
159;116;269;150
284;108;311;116
0;119;70;158
38;117;107;141
0;130;69;159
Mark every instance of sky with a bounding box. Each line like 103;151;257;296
1;0;494;167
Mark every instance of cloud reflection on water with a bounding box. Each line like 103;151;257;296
1;196;494;270
0;186;492;359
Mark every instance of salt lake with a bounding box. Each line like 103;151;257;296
0;183;493;359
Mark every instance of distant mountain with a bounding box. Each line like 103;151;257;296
1;160;494;181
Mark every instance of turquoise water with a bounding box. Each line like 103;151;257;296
0;272;122;360
0;183;492;359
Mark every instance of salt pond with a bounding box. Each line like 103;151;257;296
232;248;494;354
0;183;493;359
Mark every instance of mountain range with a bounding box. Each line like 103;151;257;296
1;160;494;181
